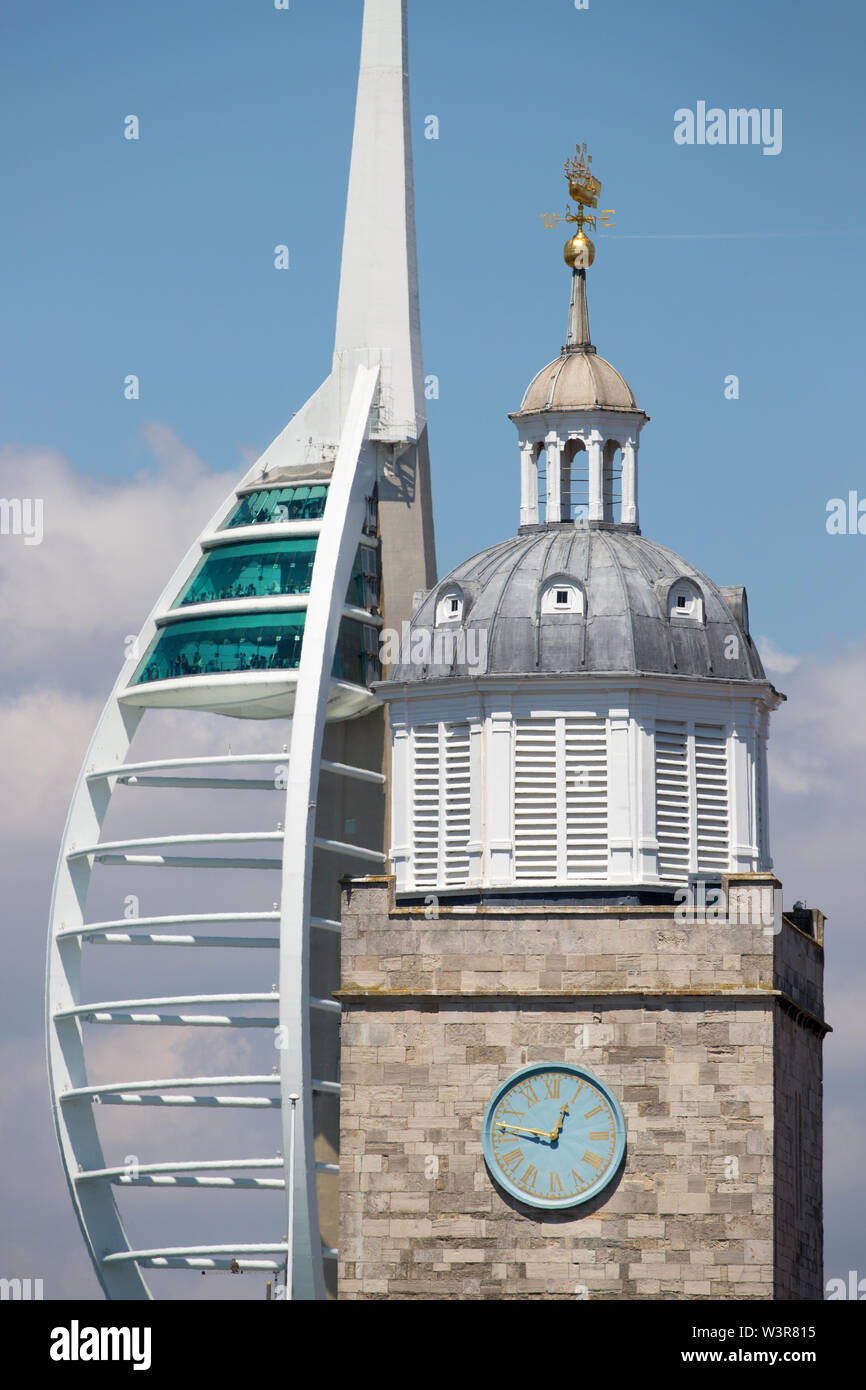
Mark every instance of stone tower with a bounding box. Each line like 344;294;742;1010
337;151;826;1301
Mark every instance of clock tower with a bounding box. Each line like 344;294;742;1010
337;147;827;1301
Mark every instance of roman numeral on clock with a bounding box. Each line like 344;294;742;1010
549;1172;564;1196
582;1149;605;1171
589;1131;610;1142
584;1104;604;1119
518;1164;539;1192
499;1148;523;1173
543;1075;561;1099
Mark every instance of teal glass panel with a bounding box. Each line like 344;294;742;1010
172;539;379;611
221;484;329;529
131;613;381;688
173;539;318;607
132;613;306;684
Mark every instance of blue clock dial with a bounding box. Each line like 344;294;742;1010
482;1063;626;1209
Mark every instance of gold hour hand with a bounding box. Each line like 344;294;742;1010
550;1104;569;1141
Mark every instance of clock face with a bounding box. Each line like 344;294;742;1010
482;1063;626;1210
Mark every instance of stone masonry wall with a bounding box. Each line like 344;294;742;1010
337;877;825;1301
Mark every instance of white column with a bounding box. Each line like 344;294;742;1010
389;722;412;891
485;709;514;884
621;437;638;526
588;432;604;521
520;442;538;526
606;707;634;881
729;716;759;872
467;710;484;885
756;710;771;869
634;701;660;882
546;435;562;523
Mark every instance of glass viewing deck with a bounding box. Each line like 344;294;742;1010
131;613;380;688
221;484;328;529
173;539;377;609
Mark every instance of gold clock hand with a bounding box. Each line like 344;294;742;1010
550;1103;569;1141
496;1121;554;1139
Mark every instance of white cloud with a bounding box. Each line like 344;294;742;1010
756;634;801;675
0;429;237;690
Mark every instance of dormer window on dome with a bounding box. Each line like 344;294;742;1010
668;579;704;623
540;576;585;615
436;585;464;625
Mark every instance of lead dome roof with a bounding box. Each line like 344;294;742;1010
388;527;767;684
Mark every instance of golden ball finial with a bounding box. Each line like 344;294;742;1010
564;230;595;269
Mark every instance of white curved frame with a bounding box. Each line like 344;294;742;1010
46;364;383;1300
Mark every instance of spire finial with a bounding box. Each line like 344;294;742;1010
562;141;600;271
560;144;601;355
565;268;595;355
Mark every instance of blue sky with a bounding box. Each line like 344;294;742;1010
1;0;864;654
2;0;865;1300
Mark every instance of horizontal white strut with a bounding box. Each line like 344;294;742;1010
59;914;336;942
118;776;283;791
63;1076;280;1098
69;830;384;867
320;759;386;785
87;755;289;779
62;1076;339;1100
92;1095;279;1109
76;1014;278;1027
55;992;340;1021
314;837;386;862
102;1244;289;1266
116;1176;284;1189
57;913;279;939
85;934;278;948
68;832;284;858
76;1158;337;1184
77;1159;284;1181
134;1259;284;1271
94;855;280;869
55;993;281;1017
88;756;383;794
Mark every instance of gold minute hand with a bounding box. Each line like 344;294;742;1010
496;1122;554;1140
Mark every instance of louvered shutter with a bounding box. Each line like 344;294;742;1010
655;720;690;883
412;726;441;887
514;715;608;883
564;717;608;879
513;718;558;881
411;722;472;888
694;724;729;873
442;723;471;885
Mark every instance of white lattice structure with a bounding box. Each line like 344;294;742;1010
46;0;435;1301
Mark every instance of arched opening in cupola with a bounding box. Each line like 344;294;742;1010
535;443;548;524
561;439;589;523
602;440;623;522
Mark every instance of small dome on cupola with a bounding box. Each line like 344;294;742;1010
377;142;782;903
520;269;639;413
